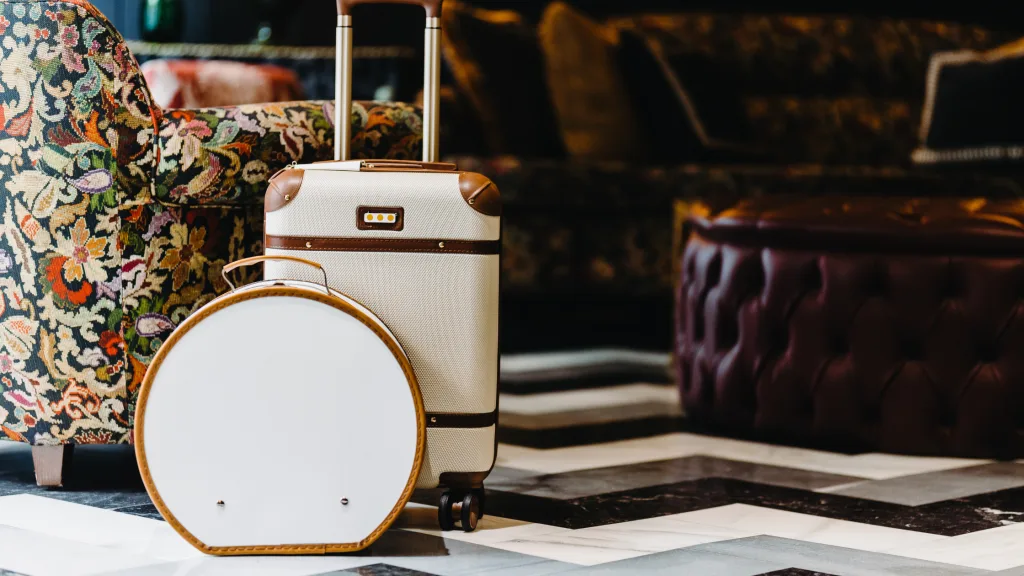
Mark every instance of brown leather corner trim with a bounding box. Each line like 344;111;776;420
266;235;500;255
265;169;305;213
135;286;425;556
426;411;498;429
459;173;502;217
357;207;405;231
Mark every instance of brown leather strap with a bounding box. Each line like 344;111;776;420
266;236;500;255
222;255;329;293
426;411;497;429
337;0;443;17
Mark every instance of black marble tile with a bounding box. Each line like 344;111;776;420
761;565;839;569
499;416;686;448
425;477;1021;534
487;456;862;500
112;503;164;520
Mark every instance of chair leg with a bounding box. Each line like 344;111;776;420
32;445;74;488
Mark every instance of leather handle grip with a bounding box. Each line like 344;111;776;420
222;256;329;294
337;0;443;18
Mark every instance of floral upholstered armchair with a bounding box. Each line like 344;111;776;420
0;0;422;485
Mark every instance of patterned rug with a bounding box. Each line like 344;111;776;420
1;350;1023;576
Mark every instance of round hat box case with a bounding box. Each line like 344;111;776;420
134;256;425;555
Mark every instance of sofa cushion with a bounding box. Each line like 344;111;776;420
440;0;564;157
537;2;647;161
914;39;1024;166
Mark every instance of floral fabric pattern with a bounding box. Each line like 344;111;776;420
0;0;421;446
156;100;422;206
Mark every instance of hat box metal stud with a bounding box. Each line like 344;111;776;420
134;255;425;555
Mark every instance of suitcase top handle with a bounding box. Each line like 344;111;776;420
337;0;443;18
335;0;444;163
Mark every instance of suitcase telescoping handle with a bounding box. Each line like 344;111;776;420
335;0;443;163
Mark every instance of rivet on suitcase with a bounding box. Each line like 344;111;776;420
264;0;499;532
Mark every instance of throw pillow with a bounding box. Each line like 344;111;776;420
441;1;564;158
914;39;1024;165
615;26;757;164
538;2;647;162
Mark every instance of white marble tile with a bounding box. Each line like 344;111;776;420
672;504;947;554
499;384;679;416
397;502;531;542
888;522;1024;571
93;555;376;576
408;508;751;567
0;524;166;576
0;494;199;561
501;349;671;376
497;433;989;480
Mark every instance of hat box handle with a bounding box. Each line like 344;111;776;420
222;255;330;294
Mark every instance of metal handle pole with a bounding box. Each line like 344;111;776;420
335;14;353;161
423;17;441;163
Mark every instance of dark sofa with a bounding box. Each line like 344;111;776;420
428;2;1024;351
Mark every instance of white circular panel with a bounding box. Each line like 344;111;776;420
137;287;423;553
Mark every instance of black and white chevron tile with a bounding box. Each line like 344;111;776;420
2;350;1023;576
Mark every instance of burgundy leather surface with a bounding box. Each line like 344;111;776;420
676;197;1024;457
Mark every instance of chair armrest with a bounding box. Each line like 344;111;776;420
155;100;423;206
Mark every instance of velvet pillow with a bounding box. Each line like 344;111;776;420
914;39;1024;166
440;1;564;158
537;2;647;162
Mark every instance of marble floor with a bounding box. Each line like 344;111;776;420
2;349;1024;575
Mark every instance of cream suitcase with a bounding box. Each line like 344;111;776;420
263;0;498;532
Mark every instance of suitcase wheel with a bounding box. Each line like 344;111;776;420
438;490;482;533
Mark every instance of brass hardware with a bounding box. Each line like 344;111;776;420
438;242;445;249
306;242;313;248
430;417;437;423
217;500;225;506
341;498;349;505
469;198;476;205
285;194;291;201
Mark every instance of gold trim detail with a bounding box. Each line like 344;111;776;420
134;286;426;556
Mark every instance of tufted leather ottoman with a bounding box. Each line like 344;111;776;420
675;197;1024;458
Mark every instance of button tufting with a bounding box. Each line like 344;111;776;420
716;310;739;351
803;263;823;292
902;339;923;361
977;345;1000;364
831;336;849;355
706;253;723;288
676;196;1024;458
867;271;888;297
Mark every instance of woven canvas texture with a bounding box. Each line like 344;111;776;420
416;426;496;488
265;252;499;415
265;171;501;241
